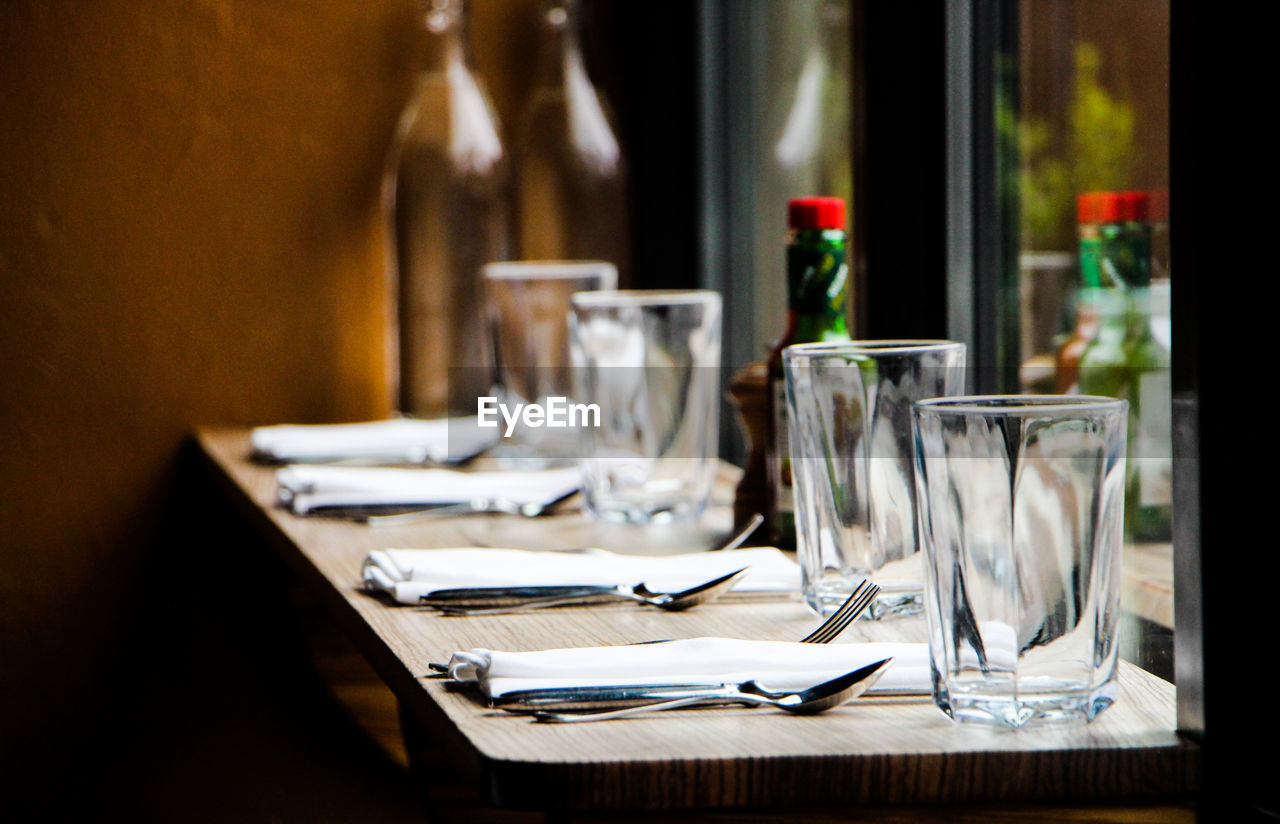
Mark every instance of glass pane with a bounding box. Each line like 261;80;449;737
738;0;854;361
1012;0;1172;680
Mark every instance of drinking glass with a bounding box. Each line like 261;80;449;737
568;290;722;524
483;261;616;464
912;395;1127;728
784;341;965;619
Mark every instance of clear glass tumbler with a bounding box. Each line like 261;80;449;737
912;395;1128;728
783;340;966;618
483;260;617;465
568;290;722;524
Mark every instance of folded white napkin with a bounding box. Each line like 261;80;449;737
277;465;580;515
251;417;495;465
362;546;800;604
447;637;933;698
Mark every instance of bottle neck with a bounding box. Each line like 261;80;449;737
420;0;470;72
533;0;584;86
1093;288;1153;343
527;0;621;176
786;228;849;343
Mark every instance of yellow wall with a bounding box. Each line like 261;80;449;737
0;0;536;782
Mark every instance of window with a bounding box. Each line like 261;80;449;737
702;0;1176;680
951;0;1174;681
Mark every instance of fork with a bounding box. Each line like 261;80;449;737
798;579;880;643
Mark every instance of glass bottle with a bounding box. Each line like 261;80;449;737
384;0;510;417
765;196;851;549
1078;286;1171;543
513;0;630;283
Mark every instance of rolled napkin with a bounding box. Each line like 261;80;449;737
278;465;580;516
447;637;933;699
362;546;801;604
251;417;495;465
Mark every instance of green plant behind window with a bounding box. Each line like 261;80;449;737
1020;43;1136;251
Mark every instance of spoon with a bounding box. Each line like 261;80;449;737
710;513;764;551
531;657;893;723
424;567;751;615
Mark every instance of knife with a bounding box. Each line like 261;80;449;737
419;585;628;609
491;671;927;713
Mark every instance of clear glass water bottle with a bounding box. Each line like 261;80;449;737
384;0;510;417
513;0;630;283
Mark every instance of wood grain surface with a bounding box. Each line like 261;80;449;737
195;428;1198;814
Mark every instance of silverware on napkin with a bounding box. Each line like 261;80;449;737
420;568;750;614
362;486;580;526
529;659;894;722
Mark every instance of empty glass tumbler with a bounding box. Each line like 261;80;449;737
783;340;965;618
483;260;617;465
568;290;722;524
912;395;1127;728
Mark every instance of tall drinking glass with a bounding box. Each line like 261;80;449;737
783;340;966;618
912;395;1127;728
568;290;722;524
483;260;617;465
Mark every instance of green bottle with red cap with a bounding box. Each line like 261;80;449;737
1077;189;1171;542
765;196;851;549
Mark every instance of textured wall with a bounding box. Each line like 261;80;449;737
0;0;535;792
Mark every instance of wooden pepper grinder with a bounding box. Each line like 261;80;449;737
727;361;769;537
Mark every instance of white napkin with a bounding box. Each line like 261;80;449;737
447;637;933;698
362;546;800;604
277;465;580;515
251;417;495;465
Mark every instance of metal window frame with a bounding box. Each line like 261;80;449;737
698;0;762;463
945;0;1020;394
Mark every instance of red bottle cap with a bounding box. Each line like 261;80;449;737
1118;191;1150;222
1096;192;1124;224
788;197;845;230
1077;192;1105;224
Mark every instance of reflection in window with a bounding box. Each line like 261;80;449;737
741;0;853;361
1010;0;1171;678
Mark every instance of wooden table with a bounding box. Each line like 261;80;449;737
196;429;1199;821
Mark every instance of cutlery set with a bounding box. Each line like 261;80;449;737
528;658;894;723
421;567;751;614
423;580;900;721
362;486;582;526
353;501;893;721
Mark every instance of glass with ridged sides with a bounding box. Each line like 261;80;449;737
783;340;965;619
912;395;1127;728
